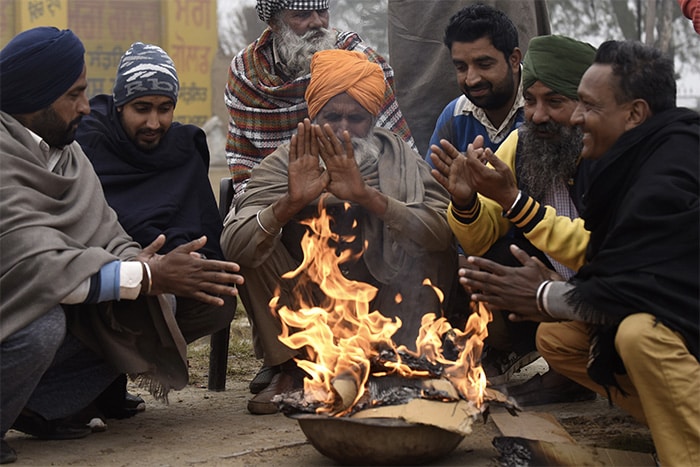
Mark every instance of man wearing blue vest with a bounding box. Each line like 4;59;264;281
424;4;524;167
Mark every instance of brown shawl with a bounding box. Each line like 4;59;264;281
230;128;456;346
235;128;452;282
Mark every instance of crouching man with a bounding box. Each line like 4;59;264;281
460;40;699;466
221;49;458;415
0;27;244;464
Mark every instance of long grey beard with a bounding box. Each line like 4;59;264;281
274;25;336;79
518;121;583;201
351;132;380;166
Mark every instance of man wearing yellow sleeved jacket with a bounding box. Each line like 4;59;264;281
447;129;589;272
431;35;597;405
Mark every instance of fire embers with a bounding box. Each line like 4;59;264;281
272;198;495;417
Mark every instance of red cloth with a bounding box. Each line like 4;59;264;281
679;0;700;34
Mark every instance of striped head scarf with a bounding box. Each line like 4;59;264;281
256;0;330;23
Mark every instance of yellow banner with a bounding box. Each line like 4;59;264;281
70;0;162;99
16;0;68;30
162;0;217;126
0;0;218;126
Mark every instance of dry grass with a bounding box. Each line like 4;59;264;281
186;301;261;388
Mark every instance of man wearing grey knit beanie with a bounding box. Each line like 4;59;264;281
75;42;237;419
110;42;180;150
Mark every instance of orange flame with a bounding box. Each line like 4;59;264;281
276;198;491;415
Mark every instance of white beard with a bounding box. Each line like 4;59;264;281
351;132;380;166
274;24;336;79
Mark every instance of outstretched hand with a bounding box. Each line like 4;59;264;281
429;138;477;207
430;134;520;210
141;235;244;306
459;244;559;322
468;146;520;210
313;123;369;203
286;119;330;210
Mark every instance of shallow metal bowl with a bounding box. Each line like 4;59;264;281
288;413;465;465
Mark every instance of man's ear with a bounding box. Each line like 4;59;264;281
625;98;651;130
509;47;522;72
268;14;282;33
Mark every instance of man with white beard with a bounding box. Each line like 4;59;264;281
221;49;456;415
431;35;599;405
225;0;415;203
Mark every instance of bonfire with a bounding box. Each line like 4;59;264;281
270;197;514;425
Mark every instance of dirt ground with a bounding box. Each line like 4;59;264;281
5;313;655;467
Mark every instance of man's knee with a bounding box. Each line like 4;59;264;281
535;322;561;359
20;307;66;361
536;321;589;361
203;295;237;335
175;296;237;343
615;313;656;362
2;307;66;380
223;295;237;321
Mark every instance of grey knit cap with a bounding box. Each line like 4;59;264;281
112;42;179;107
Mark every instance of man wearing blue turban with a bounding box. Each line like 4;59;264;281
0;27;244;464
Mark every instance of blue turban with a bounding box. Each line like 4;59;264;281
0;27;85;114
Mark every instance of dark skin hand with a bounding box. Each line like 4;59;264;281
430;135;520;210
135;234;244;306
430;137;481;207
272;119;330;225
272;118;388;228
459;244;561;322
313;123;388;217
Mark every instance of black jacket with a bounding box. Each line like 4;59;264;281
76;94;224;260
569;107;699;385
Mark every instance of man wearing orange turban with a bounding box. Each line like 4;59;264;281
305;50;386;120
222;49;460;415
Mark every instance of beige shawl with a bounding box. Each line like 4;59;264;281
0;111;187;397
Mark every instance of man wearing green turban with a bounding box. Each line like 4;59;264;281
522;34;597;100
431;34;597;406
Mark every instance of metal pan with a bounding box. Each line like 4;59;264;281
288;413;465;465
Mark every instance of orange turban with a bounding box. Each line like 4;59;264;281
305;49;386;119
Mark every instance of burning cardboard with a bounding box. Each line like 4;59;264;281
351;398;480;436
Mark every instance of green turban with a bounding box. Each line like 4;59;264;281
522;35;597;100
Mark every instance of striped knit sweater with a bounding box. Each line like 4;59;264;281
224;28;416;201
